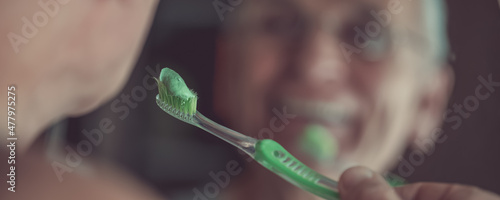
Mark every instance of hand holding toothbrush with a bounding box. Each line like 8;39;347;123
338;166;500;200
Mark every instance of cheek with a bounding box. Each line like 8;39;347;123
351;62;387;100
245;38;285;92
100;64;131;96
72;56;134;113
235;38;286;129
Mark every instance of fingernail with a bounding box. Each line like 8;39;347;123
342;167;373;190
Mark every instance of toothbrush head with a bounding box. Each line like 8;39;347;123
155;67;198;120
300;124;338;162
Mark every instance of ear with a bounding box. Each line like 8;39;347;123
410;65;455;152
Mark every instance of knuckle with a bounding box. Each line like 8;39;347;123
445;184;481;200
359;185;396;200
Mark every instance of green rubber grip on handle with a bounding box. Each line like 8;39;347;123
254;139;340;200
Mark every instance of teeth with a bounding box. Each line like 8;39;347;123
284;98;351;125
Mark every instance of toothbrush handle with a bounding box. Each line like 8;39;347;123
254;139;340;200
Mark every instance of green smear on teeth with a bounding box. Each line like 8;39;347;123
299;124;338;162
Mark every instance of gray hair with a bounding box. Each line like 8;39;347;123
423;0;449;63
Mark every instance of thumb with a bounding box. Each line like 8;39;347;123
339;166;401;200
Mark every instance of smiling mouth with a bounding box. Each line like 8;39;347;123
282;97;356;127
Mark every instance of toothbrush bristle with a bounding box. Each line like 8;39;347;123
156;94;195;121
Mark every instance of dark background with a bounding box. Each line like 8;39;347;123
60;0;500;199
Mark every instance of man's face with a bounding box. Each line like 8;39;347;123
0;1;158;151
215;0;448;178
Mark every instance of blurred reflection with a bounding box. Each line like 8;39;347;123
213;0;451;199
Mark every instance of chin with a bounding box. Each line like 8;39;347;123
68;100;102;117
68;92;112;117
69;77;127;117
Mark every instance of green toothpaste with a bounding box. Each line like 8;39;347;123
155;67;197;115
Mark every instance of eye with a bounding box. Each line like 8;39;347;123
339;10;393;63
359;28;392;62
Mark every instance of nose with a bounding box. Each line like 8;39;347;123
289;25;349;90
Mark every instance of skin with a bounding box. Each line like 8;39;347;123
0;0;162;199
0;0;159;152
214;0;500;199
339;166;500;200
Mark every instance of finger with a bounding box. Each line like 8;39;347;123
395;182;500;200
339;166;401;200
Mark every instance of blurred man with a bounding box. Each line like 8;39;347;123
214;0;500;199
0;0;498;200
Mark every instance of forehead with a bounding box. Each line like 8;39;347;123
238;0;423;29
251;0;390;10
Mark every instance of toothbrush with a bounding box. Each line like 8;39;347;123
155;67;340;199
